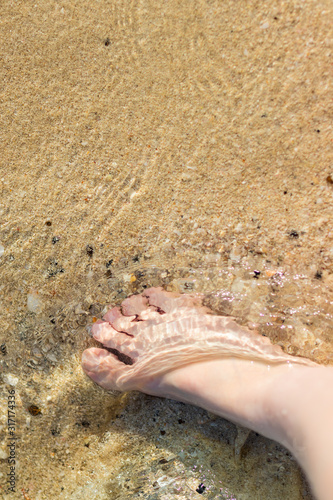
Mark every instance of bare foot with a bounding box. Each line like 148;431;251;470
82;287;333;500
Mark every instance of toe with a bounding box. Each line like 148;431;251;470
103;306;137;332
142;287;176;313
91;319;116;341
103;306;123;323
120;294;150;316
143;287;207;314
92;320;135;356
120;293;167;323
82;348;133;391
102;303;163;336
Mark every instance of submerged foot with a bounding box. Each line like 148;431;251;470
82;287;333;500
82;287;315;433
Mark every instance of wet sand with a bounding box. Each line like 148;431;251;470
0;0;332;498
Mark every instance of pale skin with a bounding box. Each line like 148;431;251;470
82;287;333;500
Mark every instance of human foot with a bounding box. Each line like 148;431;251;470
82;287;316;431
82;287;333;500
81;286;316;388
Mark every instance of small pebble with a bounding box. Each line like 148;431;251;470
27;292;44;313
86;245;94;257
196;483;206;494
3;373;19;386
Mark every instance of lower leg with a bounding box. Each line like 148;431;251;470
265;366;333;500
145;361;333;500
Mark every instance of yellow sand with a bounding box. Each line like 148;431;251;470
0;0;332;498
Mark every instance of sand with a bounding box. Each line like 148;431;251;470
0;0;332;498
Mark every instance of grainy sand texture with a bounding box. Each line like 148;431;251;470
0;0;332;498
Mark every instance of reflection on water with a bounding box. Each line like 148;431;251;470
173;260;332;365
1;0;331;495
1;241;330;498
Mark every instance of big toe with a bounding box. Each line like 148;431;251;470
82;348;132;391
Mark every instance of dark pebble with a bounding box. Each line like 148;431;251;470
196;483;206;494
86;245;94;257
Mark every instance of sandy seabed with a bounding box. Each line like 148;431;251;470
0;0;332;498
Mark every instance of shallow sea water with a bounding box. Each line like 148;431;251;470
0;0;332;498
1;257;332;499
